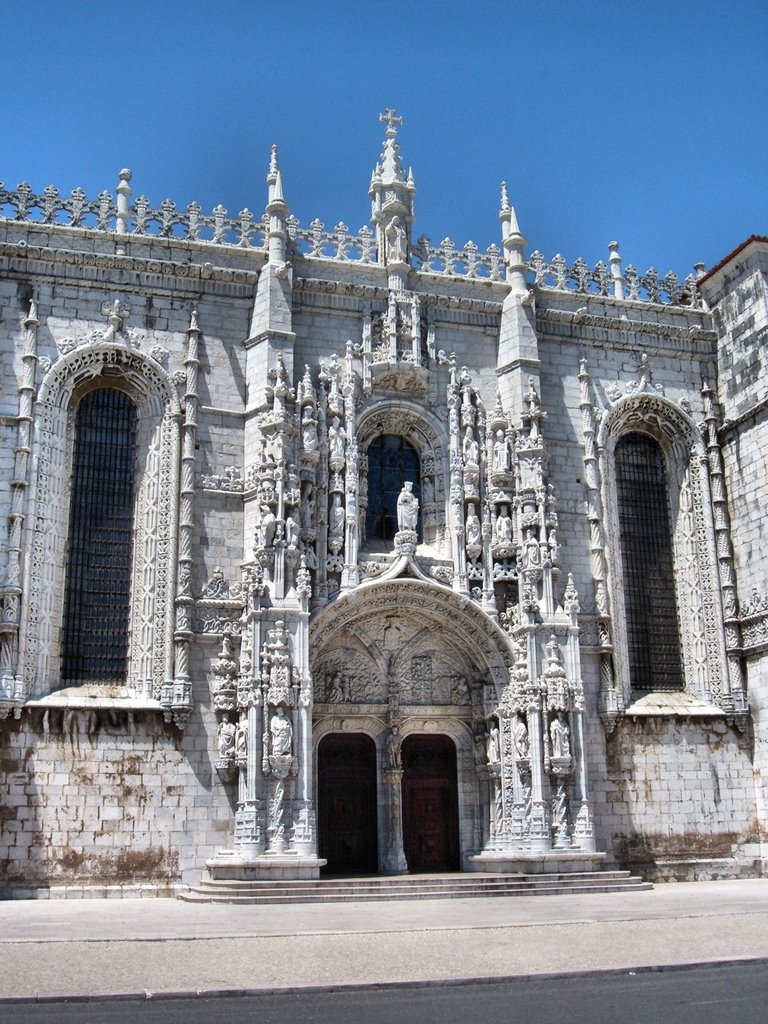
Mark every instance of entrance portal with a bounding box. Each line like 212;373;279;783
401;735;460;873
318;733;378;875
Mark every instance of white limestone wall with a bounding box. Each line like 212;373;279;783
534;302;759;875
706;247;768;873
0;650;229;896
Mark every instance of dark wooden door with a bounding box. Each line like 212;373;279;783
402;734;460;873
318;733;378;875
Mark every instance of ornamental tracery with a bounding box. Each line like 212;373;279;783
579;355;749;729
19;307;187;723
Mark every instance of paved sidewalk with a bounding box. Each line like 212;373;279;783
0;879;766;1001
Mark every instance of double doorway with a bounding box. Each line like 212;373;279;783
317;732;460;875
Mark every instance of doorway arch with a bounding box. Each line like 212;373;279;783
317;733;378;875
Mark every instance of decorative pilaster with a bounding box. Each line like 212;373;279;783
0;298;38;717
579;358;623;731
702;382;749;728
163;308;199;727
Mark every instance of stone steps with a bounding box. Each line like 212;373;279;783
180;870;652;904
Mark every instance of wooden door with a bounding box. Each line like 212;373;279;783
318;733;378;875
402;734;460;873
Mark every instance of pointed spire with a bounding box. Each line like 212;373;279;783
369;110;415;267
265;145;289;265
499;180;510;216
376;108;406;185
498;180;526;290
267;145;286;206
188;307;200;334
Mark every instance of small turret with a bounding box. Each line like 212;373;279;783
265;145;290;265
369;109;416;268
499;181;527;293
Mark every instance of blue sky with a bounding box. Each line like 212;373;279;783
2;0;765;277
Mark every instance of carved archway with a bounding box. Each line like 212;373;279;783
310;579;512;871
310;578;512;704
596;393;727;707
355;401;449;547
22;342;181;698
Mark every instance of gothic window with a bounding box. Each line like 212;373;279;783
365;435;420;542
615;432;684;692
61;389;137;683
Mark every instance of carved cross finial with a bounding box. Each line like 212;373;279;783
379;108;403;135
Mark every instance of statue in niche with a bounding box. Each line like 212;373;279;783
328;417;346;465
486;724;500;765
386;727;402;769
548;528;559;562
493;430;510;472
257;504;276;550
270;707;293;756
235;718;248;759
285;514;300;548
329;493;345;539
522;529;541;568
302;406;318;451
514;715;530;758
217;714;236;758
385;214;407;264
494;506;513;545
396;481;419;531
550;711;571;758
462;427;479;466
301;486;315;530
465;504;481;544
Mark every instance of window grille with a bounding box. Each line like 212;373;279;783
365;435;420;541
615;433;684;692
61;389;137;683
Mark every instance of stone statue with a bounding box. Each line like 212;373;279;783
493;430;510;472
327;672;344;702
465;504;481;544
522;528;541;568
301;406;318;451
462;427;479;465
285;514;300;548
494;506;513;545
257;504;276;550
385;215;407;263
486;724;500;765
550;711;570;758
235;719;248;759
329;493;345;539
386;727;402;769
328;417;346;465
548;528;559;562
396;481;419;531
301;485;315;530
217;713;236;758
270;707;293;756
514;715;529;758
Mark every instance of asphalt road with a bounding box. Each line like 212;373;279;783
5;961;768;1024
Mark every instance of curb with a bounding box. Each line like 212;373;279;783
2;956;767;1004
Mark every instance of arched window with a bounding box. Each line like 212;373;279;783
615;432;684;692
61;389;137;684
365;435;420;542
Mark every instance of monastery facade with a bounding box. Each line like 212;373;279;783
0;112;766;895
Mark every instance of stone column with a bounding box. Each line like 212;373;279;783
382;767;408;874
